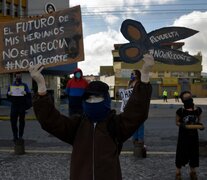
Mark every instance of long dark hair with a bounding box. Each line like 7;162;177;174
133;69;141;82
128;69;141;87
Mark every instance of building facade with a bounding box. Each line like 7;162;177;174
0;0;69;17
0;0;77;103
0;0;27;18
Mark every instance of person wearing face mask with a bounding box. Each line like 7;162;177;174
128;70;140;88
128;69;146;156
28;54;154;180
7;72;31;143
66;68;88;115
175;91;203;180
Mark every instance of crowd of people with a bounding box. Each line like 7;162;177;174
6;53;204;180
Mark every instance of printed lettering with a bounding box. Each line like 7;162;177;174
1;6;83;73
4;27;12;35
4;36;19;46
16;16;55;33
149;31;179;44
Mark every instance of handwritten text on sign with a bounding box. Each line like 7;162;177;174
0;5;84;73
119;88;133;112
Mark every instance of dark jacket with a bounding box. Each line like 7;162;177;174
7;81;31;108
33;82;152;180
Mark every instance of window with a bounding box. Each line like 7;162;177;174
14;5;18;17
189;72;195;77
6;3;10;15
202;84;207;90
158;71;164;77
171;72;178;77
21;7;26;17
178;72;188;77
0;74;10;97
0;2;2;14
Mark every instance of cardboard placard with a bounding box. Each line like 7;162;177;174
0;5;84;74
119;88;133;112
185;124;205;129
119;19;199;65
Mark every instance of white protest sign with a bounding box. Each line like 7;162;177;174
10;85;24;96
119;88;133;112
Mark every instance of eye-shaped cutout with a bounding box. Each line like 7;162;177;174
125;47;140;58
120;19;147;43
127;25;141;41
119;43;143;64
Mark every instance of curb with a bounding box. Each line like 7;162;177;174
0;116;36;121
0;148;176;155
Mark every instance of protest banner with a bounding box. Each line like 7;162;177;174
119;88;133;112
119;19;199;65
10;85;24;96
0;5;84;73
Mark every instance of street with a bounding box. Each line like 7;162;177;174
0;103;207;179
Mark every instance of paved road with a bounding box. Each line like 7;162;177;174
0;101;207;180
0;152;207;180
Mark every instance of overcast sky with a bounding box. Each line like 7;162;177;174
70;0;207;75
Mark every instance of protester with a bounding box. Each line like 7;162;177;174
128;69;146;156
66;68;88;115
174;91;179;102
163;89;168;102
29;53;154;180
175;91;203;180
128;70;141;89
7;72;31;142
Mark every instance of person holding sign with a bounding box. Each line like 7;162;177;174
28;54;154;180
175;91;203;180
128;69;146;153
7;73;31;143
120;54;153;157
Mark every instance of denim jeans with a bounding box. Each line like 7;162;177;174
133;123;144;141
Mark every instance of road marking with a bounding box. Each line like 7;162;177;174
121;151;175;155
0;149;72;154
0;116;36;121
0;149;175;155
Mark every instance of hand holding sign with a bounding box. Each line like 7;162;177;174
29;64;47;94
119;19;199;65
141;54;154;83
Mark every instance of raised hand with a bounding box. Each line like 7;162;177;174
29;64;47;95
141;53;155;83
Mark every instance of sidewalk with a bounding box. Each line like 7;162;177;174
0;98;207;120
0;98;207;179
0;151;206;180
0;112;207;179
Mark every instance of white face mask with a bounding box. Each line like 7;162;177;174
86;95;104;103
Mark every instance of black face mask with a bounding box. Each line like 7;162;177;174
183;98;194;109
16;78;22;83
